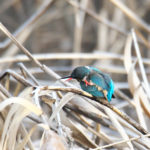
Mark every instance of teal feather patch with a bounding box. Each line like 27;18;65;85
81;67;114;102
62;66;114;102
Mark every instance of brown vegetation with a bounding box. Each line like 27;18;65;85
0;0;150;149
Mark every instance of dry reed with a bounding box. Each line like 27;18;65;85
0;0;150;149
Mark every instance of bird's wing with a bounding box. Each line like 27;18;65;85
89;71;114;100
86;67;114;101
90;67;113;91
88;72;108;90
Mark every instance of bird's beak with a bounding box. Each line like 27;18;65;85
60;76;73;81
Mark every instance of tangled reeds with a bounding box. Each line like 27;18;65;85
0;0;150;149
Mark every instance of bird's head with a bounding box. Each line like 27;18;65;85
61;66;90;81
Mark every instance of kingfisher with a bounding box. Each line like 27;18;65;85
61;66;114;102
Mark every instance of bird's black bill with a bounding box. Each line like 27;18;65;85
61;76;71;79
61;76;73;81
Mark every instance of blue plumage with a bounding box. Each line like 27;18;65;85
80;67;114;102
62;66;114;102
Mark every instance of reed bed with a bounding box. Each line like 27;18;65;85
0;0;150;149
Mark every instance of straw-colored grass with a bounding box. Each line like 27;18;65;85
0;0;150;149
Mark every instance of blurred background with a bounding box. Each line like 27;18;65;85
0;0;150;82
0;0;150;149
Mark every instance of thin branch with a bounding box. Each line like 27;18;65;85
0;53;150;66
0;69;33;86
132;29;150;97
0;83;11;98
0;0;54;49
64;104;111;128
67;0;127;36
109;0;150;33
0;23;61;80
38;86;149;135
18;63;40;86
93;133;150;150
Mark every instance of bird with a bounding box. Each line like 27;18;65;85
61;66;114;102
